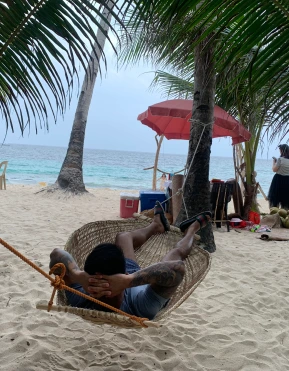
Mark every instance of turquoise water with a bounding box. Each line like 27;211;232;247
0;144;273;194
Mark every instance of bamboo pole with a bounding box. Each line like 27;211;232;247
233;145;238;183
258;184;268;201
152;134;164;190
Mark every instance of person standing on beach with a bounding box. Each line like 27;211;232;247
49;203;211;320
268;144;289;210
157;173;167;191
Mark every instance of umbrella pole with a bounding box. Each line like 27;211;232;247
152;134;164;190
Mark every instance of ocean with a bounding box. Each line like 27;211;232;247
0;144;273;194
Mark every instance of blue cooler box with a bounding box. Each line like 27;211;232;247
139;190;166;212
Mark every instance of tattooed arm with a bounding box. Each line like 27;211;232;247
49;248;83;285
88;260;185;299
49;248;111;297
130;260;185;298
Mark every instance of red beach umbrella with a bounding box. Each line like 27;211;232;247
137;99;251;145
137;99;251;190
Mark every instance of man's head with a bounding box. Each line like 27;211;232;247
84;243;126;276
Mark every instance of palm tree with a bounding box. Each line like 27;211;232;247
150;56;289;220
120;0;289;250
2;1;289;220
53;1;114;194
120;13;217;251
2;1;289;138
174;37;216;251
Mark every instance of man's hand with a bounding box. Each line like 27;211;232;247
87;273;131;298
76;271;112;298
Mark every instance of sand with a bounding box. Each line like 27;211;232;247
1;184;289;371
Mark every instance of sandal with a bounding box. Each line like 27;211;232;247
179;211;212;232
154;201;170;232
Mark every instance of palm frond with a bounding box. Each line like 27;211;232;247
149;70;194;99
0;0;127;134
123;0;289;122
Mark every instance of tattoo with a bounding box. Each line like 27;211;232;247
49;249;80;276
129;261;185;298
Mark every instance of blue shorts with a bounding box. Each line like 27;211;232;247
65;258;169;319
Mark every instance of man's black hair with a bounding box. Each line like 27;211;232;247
84;243;126;275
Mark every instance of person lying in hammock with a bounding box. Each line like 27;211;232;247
49;202;211;320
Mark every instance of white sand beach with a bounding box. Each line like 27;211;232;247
1;185;289;371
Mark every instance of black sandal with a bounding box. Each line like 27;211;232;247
179;211;212;232
154;201;170;232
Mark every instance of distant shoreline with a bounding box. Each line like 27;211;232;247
3;142;274;160
1;144;273;193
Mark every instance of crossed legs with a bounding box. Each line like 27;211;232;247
115;214;208;263
115;214;165;261
161;221;201;262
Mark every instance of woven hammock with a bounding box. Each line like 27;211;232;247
36;215;211;328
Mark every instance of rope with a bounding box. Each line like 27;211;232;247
151;120;212;218
182;120;213;189
0;238;149;328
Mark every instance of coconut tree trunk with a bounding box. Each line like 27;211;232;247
242;141;260;219
240;113;263;219
56;2;113;193
175;37;216;253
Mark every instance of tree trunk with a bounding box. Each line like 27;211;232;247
242;133;261;219
175;37;216;253
55;2;113;193
243;176;260;219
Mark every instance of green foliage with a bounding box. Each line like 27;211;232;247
123;0;289;140
150;70;194;98
3;0;289;142
0;0;126;134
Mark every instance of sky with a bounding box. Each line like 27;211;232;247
0;39;283;159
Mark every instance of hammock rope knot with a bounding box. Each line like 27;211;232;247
50;275;65;290
49;263;66;283
48;264;66;312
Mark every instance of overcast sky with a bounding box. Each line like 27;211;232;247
1;41;283;159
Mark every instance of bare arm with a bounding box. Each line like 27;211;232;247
272;158;279;172
49;248;82;284
88;260;185;299
132;262;185;287
49;248;111;297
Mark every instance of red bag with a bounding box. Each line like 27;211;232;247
248;211;261;225
230;220;247;228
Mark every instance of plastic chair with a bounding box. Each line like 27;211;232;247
0;161;8;190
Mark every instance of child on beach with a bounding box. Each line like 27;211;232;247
50;203;211;320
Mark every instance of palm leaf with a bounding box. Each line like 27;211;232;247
0;0;127;134
149;70;194;99
124;0;289;124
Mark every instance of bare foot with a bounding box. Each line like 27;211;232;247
180;212;212;233
152;214;166;234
